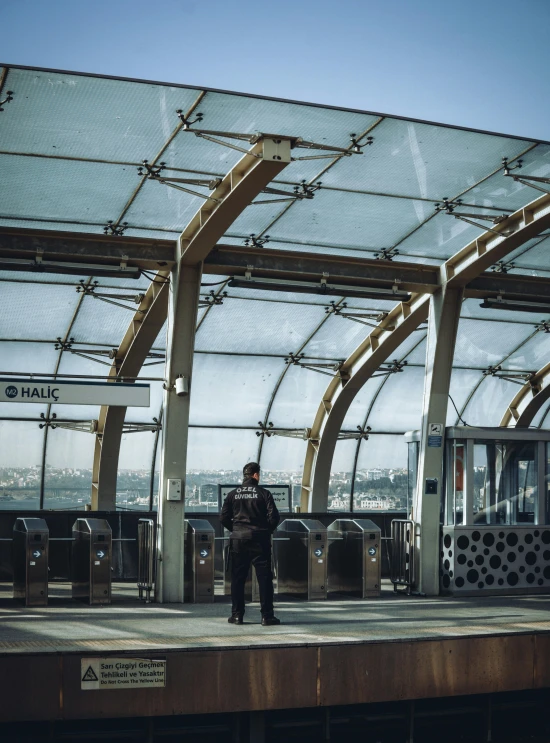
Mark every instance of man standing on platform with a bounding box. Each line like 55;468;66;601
221;462;281;626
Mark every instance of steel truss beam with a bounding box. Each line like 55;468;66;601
92;136;292;511
3;227;550;303
300;192;550;511
500;359;550;428
0;227;176;270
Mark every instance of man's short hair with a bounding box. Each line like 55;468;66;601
243;461;260;479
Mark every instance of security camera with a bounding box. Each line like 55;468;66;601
175;376;189;397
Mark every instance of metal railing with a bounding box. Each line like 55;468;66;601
390;519;415;594
137;518;156;603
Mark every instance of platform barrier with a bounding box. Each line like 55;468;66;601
184;519;215;603
275;519;327;600
12;517;49;606
327;519;381;598
72;518;112;605
137;518;155;603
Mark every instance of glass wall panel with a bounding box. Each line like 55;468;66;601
259;435;307;510
328;439;357;511
268;366;330;428
43;427;95;509
472;441;537;525
407;442;418;517
189;354;284;427
117;432;155;511
341;377;384;431
0;341;58;418
354;434;408;511
185;428;259;513
70;292;135;345
302;313;371;361
461;376;519;427
453;319;532;368
446;369;484;426
366;366;425;432
0;421;43;509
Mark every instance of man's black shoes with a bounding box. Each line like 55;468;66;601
228;615;244;625
261;616;281;626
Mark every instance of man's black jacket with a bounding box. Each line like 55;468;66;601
220;478;280;538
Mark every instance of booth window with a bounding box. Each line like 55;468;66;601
473;441;537;525
446;440;465;525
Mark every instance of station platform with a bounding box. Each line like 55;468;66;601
1;582;550;724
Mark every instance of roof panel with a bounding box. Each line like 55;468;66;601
0;154;138;226
319;117;531;199
1;67;202;161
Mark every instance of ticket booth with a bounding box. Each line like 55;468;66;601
406;427;550;596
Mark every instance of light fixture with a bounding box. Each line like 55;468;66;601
228;277;411;302
0;256;141;280
480;296;550;314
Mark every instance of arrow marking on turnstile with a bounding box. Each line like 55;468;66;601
82;666;99;682
32;550;41;559
96;550;105;559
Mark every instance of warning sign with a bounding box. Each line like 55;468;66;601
81;657;166;690
82;665;98;682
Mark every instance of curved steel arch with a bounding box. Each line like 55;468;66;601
349;332;427;508
302;191;550;511
500;360;550;428
92;136;292;508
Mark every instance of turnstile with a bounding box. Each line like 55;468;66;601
137;518;156;603
184;519;215;603
72;518;112;604
327;519;381;597
12;517;49;606
275;519;327;600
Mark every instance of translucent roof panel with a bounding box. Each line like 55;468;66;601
195;297;326;355
319;117;530;199
189;354;284;427
0;282;80;340
0;68;202;162
1;65;546;256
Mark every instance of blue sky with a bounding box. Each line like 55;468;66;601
1;0;549;141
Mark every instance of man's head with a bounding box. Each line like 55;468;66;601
243;461;260;482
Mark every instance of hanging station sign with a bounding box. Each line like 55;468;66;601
0;378;150;407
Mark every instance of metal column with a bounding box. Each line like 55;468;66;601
156;264;201;603
413;286;463;595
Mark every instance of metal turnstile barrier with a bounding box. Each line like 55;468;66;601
327;519;381;598
12;517;49;606
391;519;415;594
72;518;112;604
137;518;156;603
184;519;215;603
275;519;327;600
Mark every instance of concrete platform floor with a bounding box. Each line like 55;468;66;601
1;581;550;655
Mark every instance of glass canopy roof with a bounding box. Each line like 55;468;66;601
1;64;550;513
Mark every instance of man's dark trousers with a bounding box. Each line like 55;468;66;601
230;533;274;619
